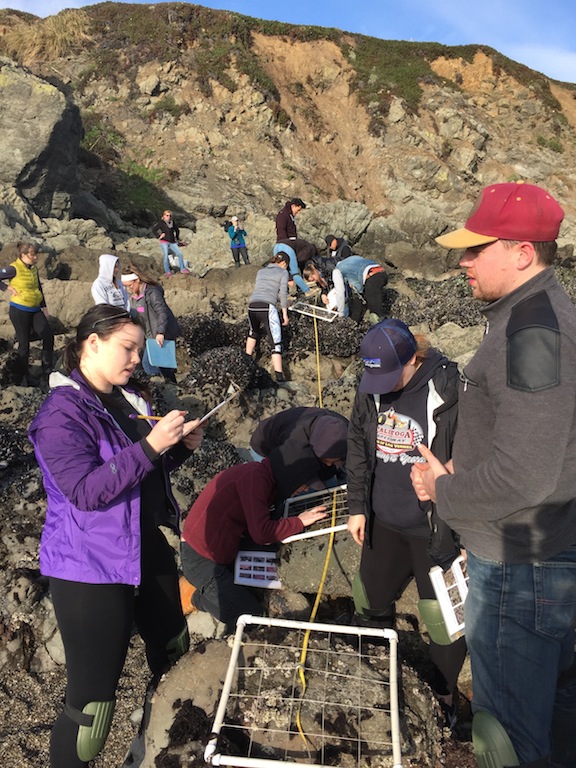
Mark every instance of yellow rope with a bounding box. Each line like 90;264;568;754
295;488;338;748
313;314;323;408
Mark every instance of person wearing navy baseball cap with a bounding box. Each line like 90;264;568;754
358;319;418;394
412;181;576;768
347;318;466;728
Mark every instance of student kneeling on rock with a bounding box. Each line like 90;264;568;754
250;406;348;510
180;459;327;633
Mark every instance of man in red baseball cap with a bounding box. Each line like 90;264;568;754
436;181;564;302
411;182;576;768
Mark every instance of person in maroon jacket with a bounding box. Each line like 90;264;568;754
180;458;326;632
275;197;317;267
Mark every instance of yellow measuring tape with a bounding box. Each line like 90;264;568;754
295;488;338;748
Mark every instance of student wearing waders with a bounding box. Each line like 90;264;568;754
346;319;466;729
246;251;290;383
29;305;203;767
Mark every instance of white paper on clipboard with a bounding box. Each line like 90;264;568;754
196;382;241;426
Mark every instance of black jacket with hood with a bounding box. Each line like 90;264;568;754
251;407;349;512
347;350;460;568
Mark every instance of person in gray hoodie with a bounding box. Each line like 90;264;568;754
91;253;130;310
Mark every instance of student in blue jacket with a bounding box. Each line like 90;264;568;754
227;216;250;267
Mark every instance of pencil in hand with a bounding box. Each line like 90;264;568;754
129;414;163;421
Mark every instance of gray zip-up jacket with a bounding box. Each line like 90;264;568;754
436;268;576;563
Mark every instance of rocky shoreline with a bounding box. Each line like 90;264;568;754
0;257;492;768
1;10;576;764
4;257;576;766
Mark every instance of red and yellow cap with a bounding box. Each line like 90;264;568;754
436;182;564;249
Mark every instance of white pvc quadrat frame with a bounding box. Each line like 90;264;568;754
204;615;403;768
281;485;349;543
288;301;339;323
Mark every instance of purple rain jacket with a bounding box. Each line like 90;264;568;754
29;369;186;586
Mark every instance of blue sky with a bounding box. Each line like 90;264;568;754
7;0;576;82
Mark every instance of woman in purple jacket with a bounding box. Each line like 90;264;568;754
29;304;203;768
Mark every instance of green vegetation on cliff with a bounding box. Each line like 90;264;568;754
0;1;565;129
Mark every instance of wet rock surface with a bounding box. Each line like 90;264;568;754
141;627;447;768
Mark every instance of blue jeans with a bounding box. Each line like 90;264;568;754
160;241;185;273
465;548;576;766
273;243;309;293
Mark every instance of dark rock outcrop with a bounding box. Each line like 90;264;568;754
0;57;81;218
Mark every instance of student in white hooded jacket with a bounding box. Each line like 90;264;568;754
91;254;130;310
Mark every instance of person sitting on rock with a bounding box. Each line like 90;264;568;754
347;318;466;729
151;209;190;277
91;253;130;310
179;458;327;632
246;251;289;383
250;406;348;510
227;215;250;267
0;241;54;388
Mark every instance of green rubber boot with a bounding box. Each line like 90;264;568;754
417;598;454;645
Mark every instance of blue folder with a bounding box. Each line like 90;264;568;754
145;339;177;368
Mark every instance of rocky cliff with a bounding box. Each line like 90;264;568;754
0;2;575;279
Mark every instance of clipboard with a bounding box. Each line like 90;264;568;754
429;555;469;642
197;381;241;426
145;338;177;368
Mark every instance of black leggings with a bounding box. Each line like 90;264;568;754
49;528;185;767
9;304;54;374
359;518;466;695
